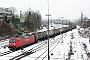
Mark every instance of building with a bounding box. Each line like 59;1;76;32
0;7;12;21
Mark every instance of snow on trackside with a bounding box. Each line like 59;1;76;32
21;28;90;60
0;26;90;60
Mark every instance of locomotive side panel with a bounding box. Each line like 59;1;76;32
18;35;35;47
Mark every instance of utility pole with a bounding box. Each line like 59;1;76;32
61;17;64;43
81;12;83;23
45;0;51;60
20;11;22;27
80;11;83;27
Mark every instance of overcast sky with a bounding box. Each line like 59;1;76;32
0;0;90;20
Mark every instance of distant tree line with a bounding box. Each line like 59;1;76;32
0;7;42;36
10;8;42;32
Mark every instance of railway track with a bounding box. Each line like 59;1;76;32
0;39;9;49
78;30;90;60
0;50;12;56
0;40;9;46
0;27;75;59
9;40;48;60
36;35;63;60
0;39;47;57
9;35;62;60
0;34;57;57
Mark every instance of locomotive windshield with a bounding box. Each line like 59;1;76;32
9;40;16;42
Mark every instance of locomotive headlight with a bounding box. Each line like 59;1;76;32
9;43;11;45
13;43;15;45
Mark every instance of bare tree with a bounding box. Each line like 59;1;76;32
9;7;17;14
23;9;42;31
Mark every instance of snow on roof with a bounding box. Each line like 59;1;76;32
80;28;84;30
37;27;48;32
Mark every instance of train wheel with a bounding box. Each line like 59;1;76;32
9;48;16;51
21;47;23;50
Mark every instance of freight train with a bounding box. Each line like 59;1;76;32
8;25;76;51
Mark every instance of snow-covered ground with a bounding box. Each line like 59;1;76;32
21;28;90;60
0;26;90;60
0;39;9;48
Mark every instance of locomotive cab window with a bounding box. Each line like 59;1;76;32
9;40;16;42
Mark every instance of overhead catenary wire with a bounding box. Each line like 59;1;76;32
35;35;62;60
41;33;70;60
35;38;55;60
41;36;63;60
63;7;90;18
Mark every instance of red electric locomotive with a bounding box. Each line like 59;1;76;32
9;35;36;51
